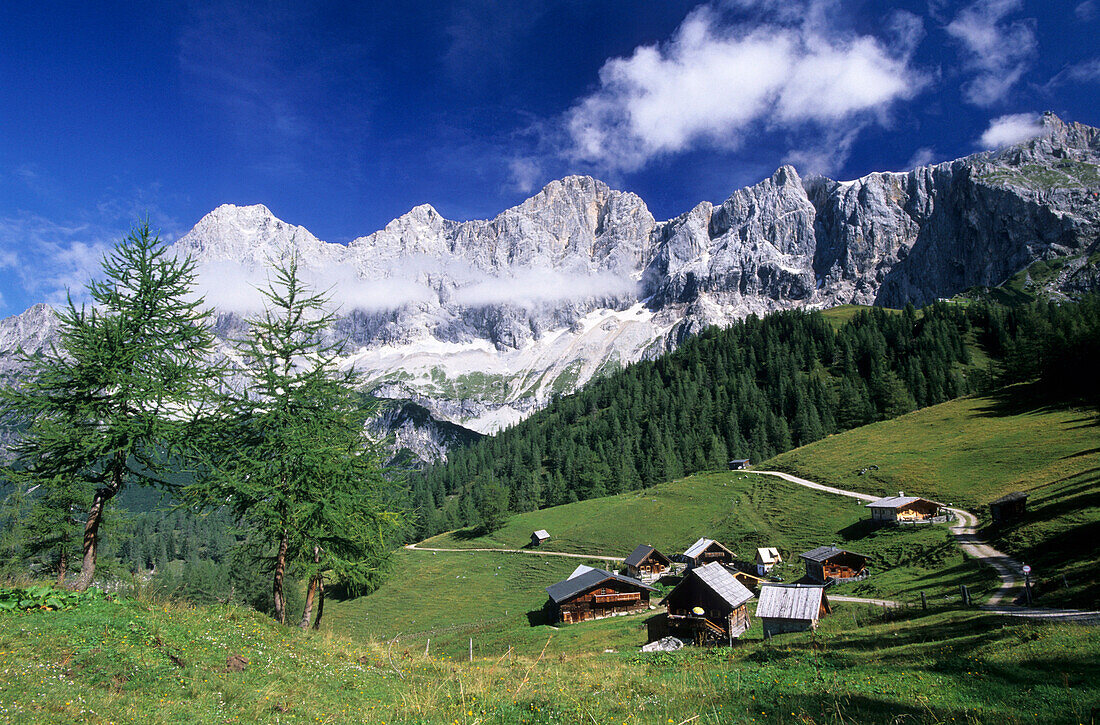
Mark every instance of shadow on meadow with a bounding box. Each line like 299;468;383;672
972;383;1100;421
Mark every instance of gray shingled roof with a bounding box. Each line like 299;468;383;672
865;495;942;509
683;537;732;559
756;584;826;621
545;568;654;604
990;491;1028;505
692;563;754;608
532;529;550;539
624;544;669;568
800;545;870;563
624;544;655;568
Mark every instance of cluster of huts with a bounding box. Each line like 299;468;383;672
535;486;958;647
541;535;857;643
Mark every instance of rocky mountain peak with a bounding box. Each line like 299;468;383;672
174;203;336;268
5;116;1099;457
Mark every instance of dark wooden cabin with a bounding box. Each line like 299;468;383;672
624;544;672;582
661;562;754;644
530;529;550;547
544;568;654;625
799;545;870;583
682;537;735;568
728;459;750;470
756;583;830;638
989;492;1028;523
865;494;943;524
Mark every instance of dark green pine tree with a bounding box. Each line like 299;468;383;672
0;222;219;590
187;257;402;627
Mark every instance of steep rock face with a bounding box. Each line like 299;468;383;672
875;117;1100;305
3;115;1099;461
643;166;820;312
370;400;483;467
0;303;61;381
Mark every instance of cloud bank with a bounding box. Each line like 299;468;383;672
946;0;1037;106
564;4;925;173
193;258;635;316
453;268;636;308
978;113;1045;149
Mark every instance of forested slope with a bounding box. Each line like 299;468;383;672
411;296;1100;539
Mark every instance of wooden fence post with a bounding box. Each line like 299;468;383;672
469;637;473;662
921;591;927;610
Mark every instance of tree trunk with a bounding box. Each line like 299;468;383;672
299;574;320;629
56;542;67;587
298;546;322;630
75;481;118;591
273;528;289;625
312;579;325;631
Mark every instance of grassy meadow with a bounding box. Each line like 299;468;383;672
335;467;994;662
768;388;1100;608
2;587;1098;724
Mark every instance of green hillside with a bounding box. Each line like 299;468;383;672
328;468;995;662
769;388;1100;608
3;583;1098;724
412;301;988;539
418;471;990;605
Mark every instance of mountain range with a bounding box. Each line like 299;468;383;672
2;112;1098;462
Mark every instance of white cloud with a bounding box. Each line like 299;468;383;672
192;260;437;315
453;268;636;308
946;0;1037;106
1076;1;1098;21
784;125;864;176
564;4;924;173
0;213;112;309
1046;58;1100;87
978;113;1046;148
309;266;436;314
905;146;938;169
508;157;543;194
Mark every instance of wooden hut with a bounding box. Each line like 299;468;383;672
756;583;831;638
682;537;735;568
530;529;551;547
728;459;751;470
989;492;1028;523
799;545;869;583
754;547;782;575
865;493;943;524
661;563;754;644
544;568;654;624
624;544;672;582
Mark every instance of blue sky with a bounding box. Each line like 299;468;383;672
0;0;1097;316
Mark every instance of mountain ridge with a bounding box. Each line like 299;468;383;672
3;113;1099;461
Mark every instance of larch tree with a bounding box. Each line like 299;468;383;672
0;222;219;590
188;257;402;627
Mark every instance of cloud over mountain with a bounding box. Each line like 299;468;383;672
946;0;1037;107
978;113;1045;148
564;3;924;173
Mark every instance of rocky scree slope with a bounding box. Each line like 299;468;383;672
2;113;1098;463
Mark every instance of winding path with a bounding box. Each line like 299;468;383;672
403;470;1098;621
405;542;621;562
753;470;1100;621
752;470;1024;605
